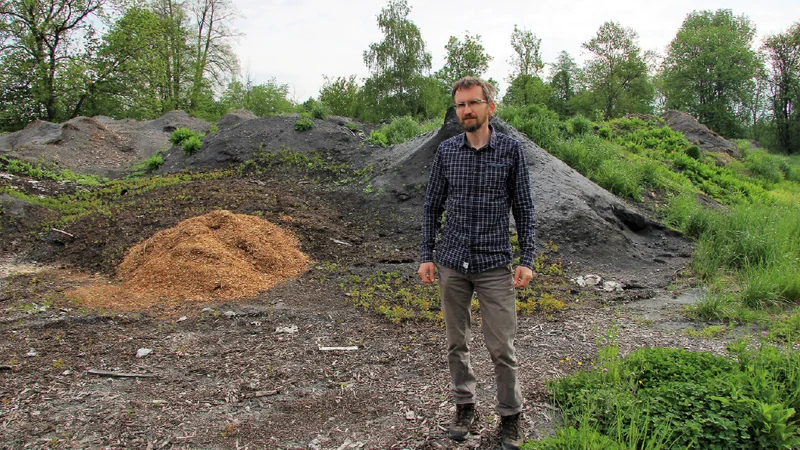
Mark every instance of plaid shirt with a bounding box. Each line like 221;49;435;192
420;127;536;273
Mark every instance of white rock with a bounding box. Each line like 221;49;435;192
136;348;153;358
25;349;38;358
276;325;298;334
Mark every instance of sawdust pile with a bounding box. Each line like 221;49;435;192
68;210;311;312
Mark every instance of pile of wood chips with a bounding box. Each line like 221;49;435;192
68;210;311;312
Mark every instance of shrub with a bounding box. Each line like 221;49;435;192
181;136;202;155
345;122;361;132
367;130;389;147
598;127;612;139
294;118;315;131
685;144;702;160
169;128;199;146
568;115;592;136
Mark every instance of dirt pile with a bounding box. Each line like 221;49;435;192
67;210;311;311
662;110;743;159
1;111;210;178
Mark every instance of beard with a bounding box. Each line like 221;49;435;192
460;115;484;132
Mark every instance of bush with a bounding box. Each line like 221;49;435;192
169;128;199;146
294;118;315;131
598;127;612;139
568;115;592;136
367;130;389;147
685;144;702;160
345;122;361;132
181;136;202;155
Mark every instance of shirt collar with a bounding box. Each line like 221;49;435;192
458;124;496;152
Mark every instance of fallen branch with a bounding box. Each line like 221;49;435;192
51;228;74;238
87;369;158;378
0;365;12;371
243;389;278;399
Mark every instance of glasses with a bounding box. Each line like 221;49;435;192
454;99;489;109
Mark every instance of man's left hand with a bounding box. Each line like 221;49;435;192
513;266;534;289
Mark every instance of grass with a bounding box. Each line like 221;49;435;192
524;330;800;449
1;156;104;185
366;115;440;147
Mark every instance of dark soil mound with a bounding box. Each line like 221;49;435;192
662;110;743;158
218;109;258;131
156;115;374;174
0;112;211;179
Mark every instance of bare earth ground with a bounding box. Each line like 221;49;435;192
0;112;737;449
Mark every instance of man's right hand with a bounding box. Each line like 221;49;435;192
418;262;435;284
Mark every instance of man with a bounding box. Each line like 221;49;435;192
418;76;536;450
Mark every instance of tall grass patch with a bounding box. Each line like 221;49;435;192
537;337;800;449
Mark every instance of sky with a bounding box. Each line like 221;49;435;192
232;0;798;101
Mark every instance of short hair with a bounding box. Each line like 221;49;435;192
451;76;496;105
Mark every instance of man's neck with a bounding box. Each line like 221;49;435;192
465;125;492;150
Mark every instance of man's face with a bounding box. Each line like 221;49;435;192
454;85;496;133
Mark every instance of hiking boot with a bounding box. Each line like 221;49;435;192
498;412;522;450
449;403;477;441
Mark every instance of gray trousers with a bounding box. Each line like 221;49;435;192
438;264;522;416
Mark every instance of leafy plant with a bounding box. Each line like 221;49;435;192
181;135;202;155
294;118;315;131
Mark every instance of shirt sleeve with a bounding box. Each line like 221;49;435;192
420;147;448;263
510;144;536;268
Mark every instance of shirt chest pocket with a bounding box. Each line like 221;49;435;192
482;162;509;192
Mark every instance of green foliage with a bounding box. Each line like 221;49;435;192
496;104;565;151
302;98;328;119
181;135;202;155
343;271;441;323
361;0;433;121
547;51;580;118
294;118;315;131
503;75;553;107
129;152;165;178
660;9;761;138
435;33;492;84
345;122;361;133
319;75;362;118
0;156;103;185
220;78;295;117
508;25;544;79
366;115;434;146
685;144;702;160
581;21;654;119
237;148;371;186
568;115;592;136
543;339;800;449
763;23;800;154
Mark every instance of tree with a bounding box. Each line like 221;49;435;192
187;0;240;111
508;25;543;79
435;33;491;84
319;75;361;118
660;10;761;137
74;7;170;120
504;25;548;108
503;75;552;107
0;0;105;123
764;22;800;153
582;21;654;119
152;0;191;111
220;77;294;117
548;50;580;117
362;0;432;121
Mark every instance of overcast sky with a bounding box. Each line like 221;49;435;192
232;0;798;101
